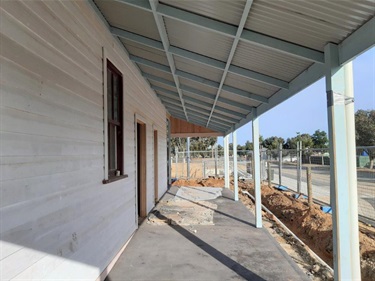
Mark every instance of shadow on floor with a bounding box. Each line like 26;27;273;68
159;211;264;281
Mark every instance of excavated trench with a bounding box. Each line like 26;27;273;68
172;178;375;281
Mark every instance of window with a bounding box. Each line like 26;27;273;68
106;60;124;180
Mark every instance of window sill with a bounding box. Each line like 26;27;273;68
102;174;128;184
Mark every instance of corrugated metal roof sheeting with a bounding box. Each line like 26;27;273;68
174;56;224;82
121;39;169;66
220;90;262;108
165;17;234;62
156;90;180;101
224;72;279;98
232;41;312;82
184;100;212;111
138;65;174;81
160;0;246;26
149;80;177;93
179;77;218;95
215;100;250;115
183;91;215;103
245;0;375;51
95;0;161;41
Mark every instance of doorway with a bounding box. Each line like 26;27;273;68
154;130;158;203
137;122;147;219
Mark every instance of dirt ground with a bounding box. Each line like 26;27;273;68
172;178;375;281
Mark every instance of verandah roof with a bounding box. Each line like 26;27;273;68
92;0;375;134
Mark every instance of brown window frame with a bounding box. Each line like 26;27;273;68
105;60;125;181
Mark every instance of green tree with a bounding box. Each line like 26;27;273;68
285;133;314;149
355;110;375;169
312;130;328;148
170;137;186;155
261;136;284;150
244;140;253;151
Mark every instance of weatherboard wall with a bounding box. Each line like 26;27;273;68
0;1;167;280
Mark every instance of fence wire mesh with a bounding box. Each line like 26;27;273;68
171;146;375;224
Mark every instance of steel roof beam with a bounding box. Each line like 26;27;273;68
183;96;248;119
130;55;170;73
181;85;253;112
184;105;240;123
114;27;287;90
185;109;233;127
188;116;229;131
143;72;176;88
173;45;288;88
114;0;324;63
152;85;248;119
339;16;375;65
159;96;182;107
206;0;254;127
166;107;184;115
175;70;268;101
149;0;189;121
161;97;234;126
132;55;271;102
156;90;180;101
150;78;253;113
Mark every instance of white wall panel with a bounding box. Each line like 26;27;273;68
0;1;167;280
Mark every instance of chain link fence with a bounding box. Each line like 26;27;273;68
171;146;375;224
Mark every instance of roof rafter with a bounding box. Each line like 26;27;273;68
148;0;189;121
185;108;233;127
187;116;230;131
206;0;254;127
135;56;269;103
160;96;234;125
145;72;255;112
181;84;253;112
152;85;247;119
112;26;287;90
114;0;324;63
184;105;240;123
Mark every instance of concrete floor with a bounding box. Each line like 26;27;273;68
105;186;309;281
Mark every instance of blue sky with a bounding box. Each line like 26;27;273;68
219;47;375;145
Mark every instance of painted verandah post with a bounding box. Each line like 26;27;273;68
252;109;262;228
325;43;361;280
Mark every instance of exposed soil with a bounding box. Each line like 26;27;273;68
172;177;375;281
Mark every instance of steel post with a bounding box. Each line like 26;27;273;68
325;43;361;280
278;143;282;185
224;135;230;188
252;109;262;228
233;130;238;201
187;137;190;179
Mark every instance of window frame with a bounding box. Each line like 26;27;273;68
103;57;127;184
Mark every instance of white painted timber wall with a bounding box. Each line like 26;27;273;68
0;1;168;280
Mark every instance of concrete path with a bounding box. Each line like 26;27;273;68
105;186;309;281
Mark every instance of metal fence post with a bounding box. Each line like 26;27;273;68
267;161;271;187
297;141;302;193
187;137;190;179
278;143;282;185
215;144;218;177
307;167;313;207
233;130;239;201
175;148;178;178
203;161;206;178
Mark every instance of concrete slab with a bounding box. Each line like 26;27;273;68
175;186;222;201
105;186;309;281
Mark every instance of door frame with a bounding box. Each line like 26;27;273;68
153;128;159;203
135;114;147;221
